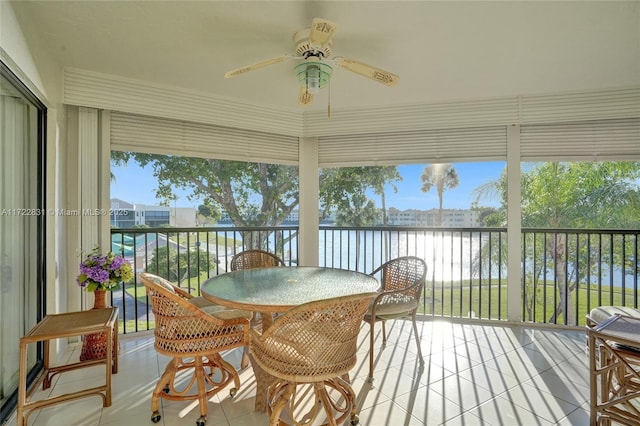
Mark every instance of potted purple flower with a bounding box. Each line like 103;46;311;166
77;249;132;361
77;249;133;294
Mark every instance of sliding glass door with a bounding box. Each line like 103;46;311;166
0;62;46;422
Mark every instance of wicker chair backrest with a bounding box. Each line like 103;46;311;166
250;292;377;382
369;256;427;300
230;250;285;271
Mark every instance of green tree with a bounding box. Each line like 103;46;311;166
474;161;640;324
420;164;459;226
320;166;402;223
146;246;216;283
197;203;220;226
112;152;299;249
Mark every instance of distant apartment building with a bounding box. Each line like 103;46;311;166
218;209;333;225
386;208;481;227
110;198;196;228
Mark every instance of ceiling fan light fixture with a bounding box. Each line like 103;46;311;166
295;62;332;94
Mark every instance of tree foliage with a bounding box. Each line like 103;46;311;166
112;152;298;227
145;246;216;283
319;166;402;225
522;162;640;228
474;162;640;228
473;161;640;324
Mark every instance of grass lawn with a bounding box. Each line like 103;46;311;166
423;281;636;326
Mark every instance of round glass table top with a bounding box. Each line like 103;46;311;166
201;266;379;312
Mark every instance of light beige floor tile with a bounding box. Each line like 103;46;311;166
456;363;522;395
522;369;590;407
356;399;424;426
555;402;590;426
465;396;553;426
429;374;495;411
497;381;581;424
30;398;102;426
391;383;464;426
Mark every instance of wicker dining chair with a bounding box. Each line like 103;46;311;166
139;273;251;426
230;249;285;271
365;256;427;382
140;272;253;368
249;292;377;426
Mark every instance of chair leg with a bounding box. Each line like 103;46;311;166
268;381;295;426
368;318;375;382
241;345;250;369
151;357;179;422
411;311;424;364
194;356;208;425
322;377;357;426
381;320;387;345
315;382;339;426
210;352;241;396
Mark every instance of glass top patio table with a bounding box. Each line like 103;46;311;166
200;266;379;314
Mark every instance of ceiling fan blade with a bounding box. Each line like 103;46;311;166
309;18;337;46
334;57;399;87
298;86;314;106
224;54;294;78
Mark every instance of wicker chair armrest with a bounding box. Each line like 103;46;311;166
197;305;251;327
148;279;250;328
172;285;195;300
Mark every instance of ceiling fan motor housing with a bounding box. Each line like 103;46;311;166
293;28;332;59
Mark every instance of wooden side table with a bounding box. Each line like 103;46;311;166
17;307;119;426
588;314;640;426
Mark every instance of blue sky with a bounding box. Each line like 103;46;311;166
110;161;506;211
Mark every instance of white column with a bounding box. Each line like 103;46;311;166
65;106;82;313
99;110;111;248
506;124;522;322
79;107;100;254
298;137;319;266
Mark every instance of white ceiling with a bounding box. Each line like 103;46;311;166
10;1;640;113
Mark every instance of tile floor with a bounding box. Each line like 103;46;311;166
7;319;592;426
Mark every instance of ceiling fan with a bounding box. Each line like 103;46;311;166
224;18;399;108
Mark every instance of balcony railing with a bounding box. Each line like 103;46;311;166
108;226;639;334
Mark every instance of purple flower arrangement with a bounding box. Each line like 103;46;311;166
77;249;133;292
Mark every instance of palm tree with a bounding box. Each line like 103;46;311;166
420;164;459;226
